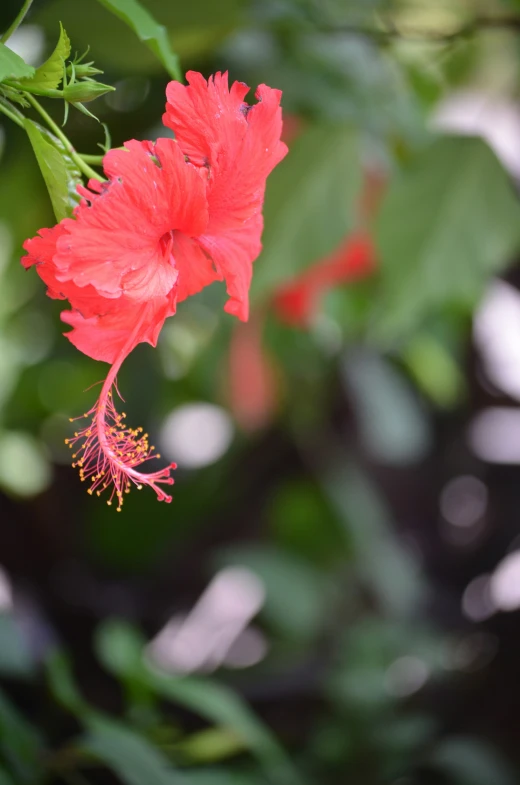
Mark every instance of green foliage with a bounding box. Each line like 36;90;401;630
37;0;242;71
372;135;520;344
0;43;34;81
269;480;345;566
0;766;15;785
95;620;302;785
0;689;43;783
44;649;89;714
149;678;301;785
319;458;423;618
81;717;184;785
94;0;182;80
175;727;247;763
17;23;70;90
252;126;362;300
341;350;432;464
403;330;465;408
23;119;81;221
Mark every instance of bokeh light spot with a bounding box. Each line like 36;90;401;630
0;432;51;497
160;402;234;469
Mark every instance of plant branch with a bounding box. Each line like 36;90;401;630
1;0;34;43
4;80;63;99
24;93;104;181
79;153;105;164
0;97;24;127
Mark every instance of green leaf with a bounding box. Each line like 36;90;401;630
402;331;465;408
0;42;35;81
17;23;70;90
0;688;43;783
176;727;246;763
371;135;520;344
94;0;181;80
341;350;432;465
81;717;184;785
95;620;302;785
37;0;240;73
318;456;423;618
23;118;81;221
95;618;145;676
147;676;300;785
252;125;362;301
45;649;89;715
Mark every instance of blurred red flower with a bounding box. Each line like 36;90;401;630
22;72;287;509
273;230;376;326
273;170;385;326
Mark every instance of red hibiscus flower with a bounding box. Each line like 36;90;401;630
22;72;287;510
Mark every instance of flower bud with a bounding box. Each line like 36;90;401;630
63;81;114;103
66;62;103;79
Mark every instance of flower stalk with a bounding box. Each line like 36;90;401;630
24;93;104;181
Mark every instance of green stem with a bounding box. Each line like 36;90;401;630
1;0;34;43
79;153;105;164
0;98;24;128
4;80;63;99
25;93;104;181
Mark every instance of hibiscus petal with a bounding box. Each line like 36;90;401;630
164;72;287;320
199;213;263;321
53;139;208;301
172;230;222;303
23;224;104;315
164;71;249;168
61;292;177;364
164;72;287;231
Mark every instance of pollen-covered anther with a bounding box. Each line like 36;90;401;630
66;380;176;509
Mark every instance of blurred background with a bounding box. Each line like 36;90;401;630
3;0;520;782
